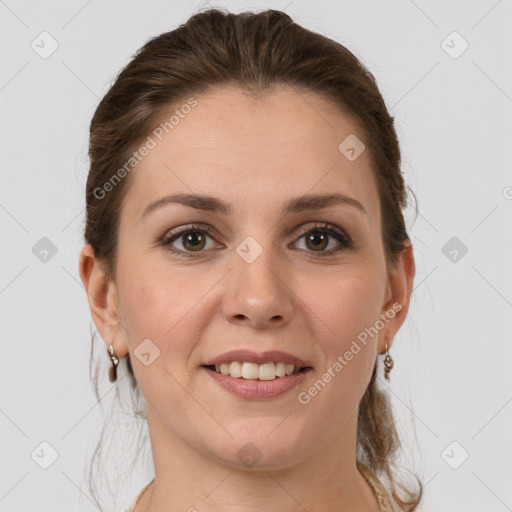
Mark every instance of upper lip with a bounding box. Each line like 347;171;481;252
202;349;312;368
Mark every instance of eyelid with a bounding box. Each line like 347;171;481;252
161;222;349;242
161;223;217;243
294;222;350;241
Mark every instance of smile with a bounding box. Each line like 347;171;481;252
201;364;312;400
205;361;305;380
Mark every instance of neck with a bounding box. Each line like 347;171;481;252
137;405;381;512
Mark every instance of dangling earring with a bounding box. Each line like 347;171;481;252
383;342;394;381
108;344;119;382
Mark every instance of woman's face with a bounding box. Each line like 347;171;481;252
82;85;413;471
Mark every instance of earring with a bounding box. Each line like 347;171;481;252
107;344;119;383
383;342;394;381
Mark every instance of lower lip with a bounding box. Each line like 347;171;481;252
202;367;312;400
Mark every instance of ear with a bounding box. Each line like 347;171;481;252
78;244;129;358
377;240;416;354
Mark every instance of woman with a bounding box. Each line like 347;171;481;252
79;7;422;512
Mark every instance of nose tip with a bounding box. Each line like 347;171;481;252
223;257;293;329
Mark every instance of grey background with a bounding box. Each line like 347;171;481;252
1;0;511;511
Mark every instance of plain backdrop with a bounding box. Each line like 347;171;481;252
1;0;511;511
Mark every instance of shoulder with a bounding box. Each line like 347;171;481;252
124;480;154;512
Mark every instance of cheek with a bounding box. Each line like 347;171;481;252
116;256;214;373
304;269;383;346
117;250;196;329
117;268;202;403
299;270;382;397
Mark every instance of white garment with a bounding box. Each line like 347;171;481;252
124;468;395;512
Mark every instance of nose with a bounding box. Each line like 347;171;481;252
222;244;294;329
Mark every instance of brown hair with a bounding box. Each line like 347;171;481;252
85;7;422;510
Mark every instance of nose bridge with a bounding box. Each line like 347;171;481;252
223;231;293;327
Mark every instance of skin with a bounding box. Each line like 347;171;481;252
79;85;415;512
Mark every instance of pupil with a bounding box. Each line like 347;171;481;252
307;233;327;251
184;232;205;251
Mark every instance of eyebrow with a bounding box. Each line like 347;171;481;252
141;192;367;220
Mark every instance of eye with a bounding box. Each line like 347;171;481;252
292;223;352;256
159;222;352;258
159;224;219;258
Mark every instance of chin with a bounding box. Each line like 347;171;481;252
208;425;309;471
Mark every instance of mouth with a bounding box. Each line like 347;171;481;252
202;362;311;381
200;349;313;398
201;362;313;400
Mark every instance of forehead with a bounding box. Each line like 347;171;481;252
122;85;380;226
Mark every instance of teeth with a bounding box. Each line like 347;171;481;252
242;362;260;379
211;361;301;380
229;361;242;378
259;362;276;381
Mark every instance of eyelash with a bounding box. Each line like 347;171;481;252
158;222;353;259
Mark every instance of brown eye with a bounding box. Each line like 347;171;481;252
160;222;352;259
294;224;352;255
160;224;218;257
181;231;206;251
304;232;329;251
